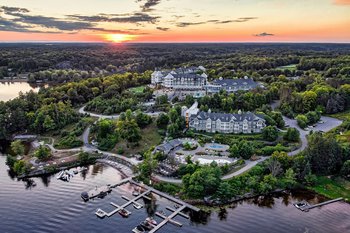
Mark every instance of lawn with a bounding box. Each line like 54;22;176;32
327;110;350;143
128;85;146;94
328;110;350;121
309;176;350;201
113;121;162;156
276;64;297;71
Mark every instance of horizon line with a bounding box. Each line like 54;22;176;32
0;41;350;44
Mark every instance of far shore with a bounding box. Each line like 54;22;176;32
0;78;29;83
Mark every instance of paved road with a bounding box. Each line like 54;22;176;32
78;105;164;119
284;115;342;156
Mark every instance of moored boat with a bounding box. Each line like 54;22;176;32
119;209;130;218
145;217;157;226
132;225;146;233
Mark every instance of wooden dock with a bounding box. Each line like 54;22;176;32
121;195;144;208
129;179;200;212
297;197;343;211
166;206;189;219
93;178;201;232
96;189;152;218
149;205;186;233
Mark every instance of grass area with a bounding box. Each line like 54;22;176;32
309;176;350;201
113;121;162;156
327;111;350;143
328;110;350;121
128;85;146;94
276;64;297;71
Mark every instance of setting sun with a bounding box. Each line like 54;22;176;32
105;34;135;43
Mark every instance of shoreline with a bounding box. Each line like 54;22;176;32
0;79;29;83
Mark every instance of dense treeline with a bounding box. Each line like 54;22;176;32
0;72;150;139
1;43;350;81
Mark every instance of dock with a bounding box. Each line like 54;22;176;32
91;178;201;232
82;177;132;201
96;189;152;218
149;205;186;233
121;195;144;208
296;197;343;211
129;179;200;212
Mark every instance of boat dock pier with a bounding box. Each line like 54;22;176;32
96;189;152;218
165;206;190;219
121;195;144;208
82;177;132;201
91;178;200;232
296;197;343;211
150;206;186;233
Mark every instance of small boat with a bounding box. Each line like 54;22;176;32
56;171;64;179
132;190;140;196
95;209;106;218
133;203;142;209
132;225;146;233
145;217;157;226
140;221;154;230
118;209;130;218
294;201;308;210
98;191;107;199
81;191;89;201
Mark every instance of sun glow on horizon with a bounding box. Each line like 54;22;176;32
105;34;136;43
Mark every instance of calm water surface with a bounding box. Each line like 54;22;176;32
0;82;41;101
0;155;349;233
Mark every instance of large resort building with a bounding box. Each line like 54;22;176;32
151;66;208;90
151;67;261;95
182;102;266;134
206;76;261;94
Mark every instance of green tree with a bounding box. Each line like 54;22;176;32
229;144;239;158
296;114;308;129
182;165;222;198
340;160;350;178
283;168;297;189
283;128;300;142
305;132;343;175
11;140;25;156
78;151;90;164
262;126;279;142
216;181;233;202
34;146;51;161
156;113;169;129
138;152;158;183
239;141;254;160
13;160;28;175
43;115;56;131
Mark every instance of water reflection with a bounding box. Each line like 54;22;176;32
0;82;43;102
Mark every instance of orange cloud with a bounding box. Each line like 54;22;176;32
333;0;350;5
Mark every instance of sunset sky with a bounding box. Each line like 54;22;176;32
0;0;349;43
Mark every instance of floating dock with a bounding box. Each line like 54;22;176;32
96;189;152;218
295;197;343;211
82;177;131;201
90;178;200;232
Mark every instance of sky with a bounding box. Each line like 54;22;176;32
0;0;349;43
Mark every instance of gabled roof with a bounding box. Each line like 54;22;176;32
211;78;258;88
169;73;206;80
192;111;265;123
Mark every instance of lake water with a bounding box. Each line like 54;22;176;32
0;82;41;102
0;155;349;233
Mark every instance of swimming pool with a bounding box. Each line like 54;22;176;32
206;143;226;150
